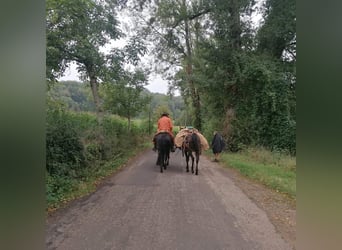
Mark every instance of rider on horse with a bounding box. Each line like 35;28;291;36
153;112;175;152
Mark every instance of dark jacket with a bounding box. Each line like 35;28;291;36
211;133;225;154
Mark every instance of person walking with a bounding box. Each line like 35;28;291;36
211;131;225;162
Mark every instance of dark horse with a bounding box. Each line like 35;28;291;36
182;132;201;175
155;132;172;173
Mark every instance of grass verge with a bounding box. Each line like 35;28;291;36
209;147;296;199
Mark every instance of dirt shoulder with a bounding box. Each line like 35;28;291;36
207;156;296;249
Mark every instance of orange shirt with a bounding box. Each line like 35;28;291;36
157;116;173;133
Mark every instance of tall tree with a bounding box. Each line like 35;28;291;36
129;0;211;130
197;0;296;153
46;0;122;115
102;69;149;130
196;0;255;113
257;0;296;59
124;0;296;153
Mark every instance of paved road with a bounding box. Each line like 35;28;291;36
46;149;292;250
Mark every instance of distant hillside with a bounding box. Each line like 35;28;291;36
48;81;96;112
142;90;185;124
48;81;185;124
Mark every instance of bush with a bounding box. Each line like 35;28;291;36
46;102;85;176
46;101;150;208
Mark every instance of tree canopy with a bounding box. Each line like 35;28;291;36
46;0;296;154
102;69;150;130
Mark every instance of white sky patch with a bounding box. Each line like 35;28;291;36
59;61;79;81
147;75;169;94
251;0;265;29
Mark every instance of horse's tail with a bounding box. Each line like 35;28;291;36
191;133;201;152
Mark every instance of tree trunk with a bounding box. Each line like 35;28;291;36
128;116;131;131
89;74;103;123
184;11;202;131
88;71;105;149
193;87;201;131
229;0;242;50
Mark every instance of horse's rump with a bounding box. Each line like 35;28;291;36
156;132;172;172
182;133;201;175
183;132;201;153
156;132;172;149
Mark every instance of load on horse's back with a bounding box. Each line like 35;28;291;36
174;126;209;151
175;126;209;175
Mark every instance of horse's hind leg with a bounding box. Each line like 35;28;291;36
163;154;167;170
166;152;170;167
195;154;199;175
191;154;195;174
185;153;189;172
156;153;159;165
159;153;163;173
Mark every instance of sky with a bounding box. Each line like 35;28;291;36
59;61;170;95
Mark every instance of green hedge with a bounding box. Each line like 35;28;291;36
46;101;148;208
